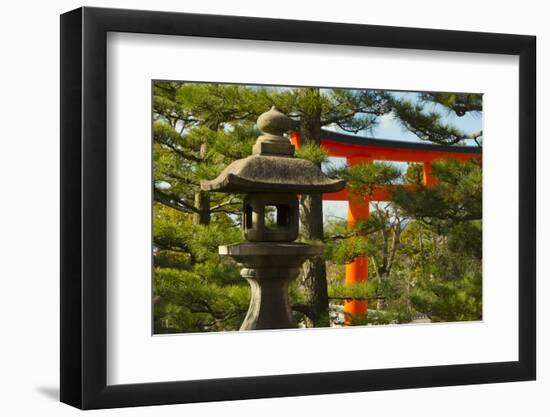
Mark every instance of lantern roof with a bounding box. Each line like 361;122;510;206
201;107;345;194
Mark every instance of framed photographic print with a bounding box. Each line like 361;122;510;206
60;6;536;410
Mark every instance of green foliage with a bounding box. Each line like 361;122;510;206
154;267;251;333
448;220;482;260
392;162;483;322
392;159;482;227
323;214;387;266
328;282;377;300
152;203;248;332
410;271;482;322
329;161;401;197
295;144;330;165
326;235;374;264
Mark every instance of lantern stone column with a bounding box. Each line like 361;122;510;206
221;243;322;330
201;107;345;330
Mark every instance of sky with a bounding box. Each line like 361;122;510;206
370;92;482;141
321;91;483;221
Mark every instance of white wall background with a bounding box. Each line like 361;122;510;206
0;0;546;415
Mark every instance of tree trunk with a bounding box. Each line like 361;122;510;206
193;142;211;225
298;88;330;327
193;191;211;225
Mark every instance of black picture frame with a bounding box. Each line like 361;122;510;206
60;6;536;410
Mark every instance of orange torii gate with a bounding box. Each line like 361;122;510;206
289;129;481;319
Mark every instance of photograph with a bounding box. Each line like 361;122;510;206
152;82;483;334
53;4;537;411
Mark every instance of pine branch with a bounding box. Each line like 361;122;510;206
210;197;240;211
158;140;202;163
392;99;481;145
153;236;195;261
154;189;199;214
420;93;482;116
324;234;349;242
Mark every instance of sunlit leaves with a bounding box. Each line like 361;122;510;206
330;161;401;197
410;271;482;322
295;144;330;165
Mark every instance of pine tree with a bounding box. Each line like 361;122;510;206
391;159;482;322
153;82;271;332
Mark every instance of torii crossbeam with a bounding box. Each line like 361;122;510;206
289;129;482;321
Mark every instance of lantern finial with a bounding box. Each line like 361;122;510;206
252;107;296;156
256;106;294;136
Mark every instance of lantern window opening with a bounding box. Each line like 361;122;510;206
244;204;253;230
264;204;291;230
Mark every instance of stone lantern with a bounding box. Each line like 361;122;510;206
201;107;345;330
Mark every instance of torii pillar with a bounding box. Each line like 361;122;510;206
344;156;371;320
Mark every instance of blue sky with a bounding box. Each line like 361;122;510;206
370;92;482;141
321;91;483;221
